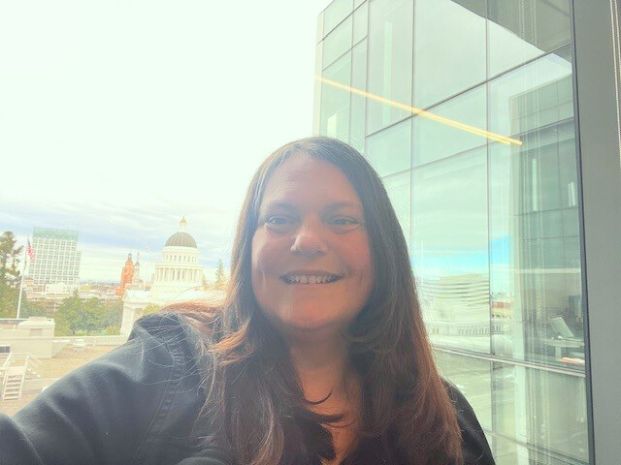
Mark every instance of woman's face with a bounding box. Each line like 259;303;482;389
251;154;374;336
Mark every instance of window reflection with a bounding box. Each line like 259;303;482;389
492;363;588;464
367;0;413;134
323;0;353;36
366;118;410;176
411;148;489;353
413;0;486;108
352;1;368;45
487;0;572;78
322;16;352;69
320;53;351;142
489;57;582;369
412;85;486;166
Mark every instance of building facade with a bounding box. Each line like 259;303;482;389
315;1;621;464
28;227;81;294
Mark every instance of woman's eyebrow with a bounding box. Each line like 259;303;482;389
324;201;363;212
260;201;297;212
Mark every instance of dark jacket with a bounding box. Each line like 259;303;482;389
0;313;495;465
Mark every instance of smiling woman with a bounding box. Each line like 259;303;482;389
0;137;494;465
251;154;373;336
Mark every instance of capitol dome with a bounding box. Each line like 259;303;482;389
163;217;197;248
164;232;197;248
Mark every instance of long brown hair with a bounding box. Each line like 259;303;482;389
185;137;462;465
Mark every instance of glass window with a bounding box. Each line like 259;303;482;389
383;170;410;249
323;0;354;35
487;0;572;78
366;118;410;176
352;1;368;44
489;58;582;368
413;0;486;108
367;0;413;134
411;148;489;353
350;40;367;152
488;55;572;138
413;84;486;166
320;52;351;142
322;16;353;69
492;363;588;464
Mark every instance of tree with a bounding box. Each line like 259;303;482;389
142;304;161;316
54;292;83;336
214;259;227;290
54;293;123;336
0;231;23;287
0;281;47;318
0;283;18;318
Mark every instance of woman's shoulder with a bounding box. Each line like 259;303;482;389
131;307;219;358
443;380;496;465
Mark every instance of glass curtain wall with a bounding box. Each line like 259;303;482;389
315;0;588;464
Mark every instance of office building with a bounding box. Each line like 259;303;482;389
314;1;621;464
29;227;81;294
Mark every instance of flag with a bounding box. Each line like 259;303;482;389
27;240;35;260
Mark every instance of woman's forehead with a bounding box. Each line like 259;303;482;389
260;155;361;207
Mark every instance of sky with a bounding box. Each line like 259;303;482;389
0;0;333;282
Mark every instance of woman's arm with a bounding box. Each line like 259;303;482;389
0;313;205;465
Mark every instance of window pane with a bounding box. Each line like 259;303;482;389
323;0;353;35
413;85;486;166
412;148;490;353
489;55;572;137
350;40;367;152
487;0;572;78
489;56;582;369
413;0;486;108
366;118;410;176
367;0;413;134
322;16;352;69
492;363;588;463
352;1;368;44
320;53;351;141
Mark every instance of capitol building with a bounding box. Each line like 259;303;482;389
119;218;225;336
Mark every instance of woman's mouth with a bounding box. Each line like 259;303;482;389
280;272;342;285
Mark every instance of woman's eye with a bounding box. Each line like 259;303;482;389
332;217;357;225
329;216;361;231
264;215;296;231
266;216;289;225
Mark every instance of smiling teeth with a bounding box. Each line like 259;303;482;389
284;275;338;284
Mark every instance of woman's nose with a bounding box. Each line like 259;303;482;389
290;221;327;257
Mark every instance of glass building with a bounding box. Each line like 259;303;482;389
314;1;621;464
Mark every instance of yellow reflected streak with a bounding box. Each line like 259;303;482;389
317;76;522;146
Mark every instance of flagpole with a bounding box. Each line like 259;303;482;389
16;244;27;319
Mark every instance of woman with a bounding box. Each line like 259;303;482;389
0;137;494;465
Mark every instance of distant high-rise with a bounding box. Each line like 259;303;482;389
29;227;81;293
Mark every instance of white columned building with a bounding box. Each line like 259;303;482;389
120;218;223;337
149;217;205;300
